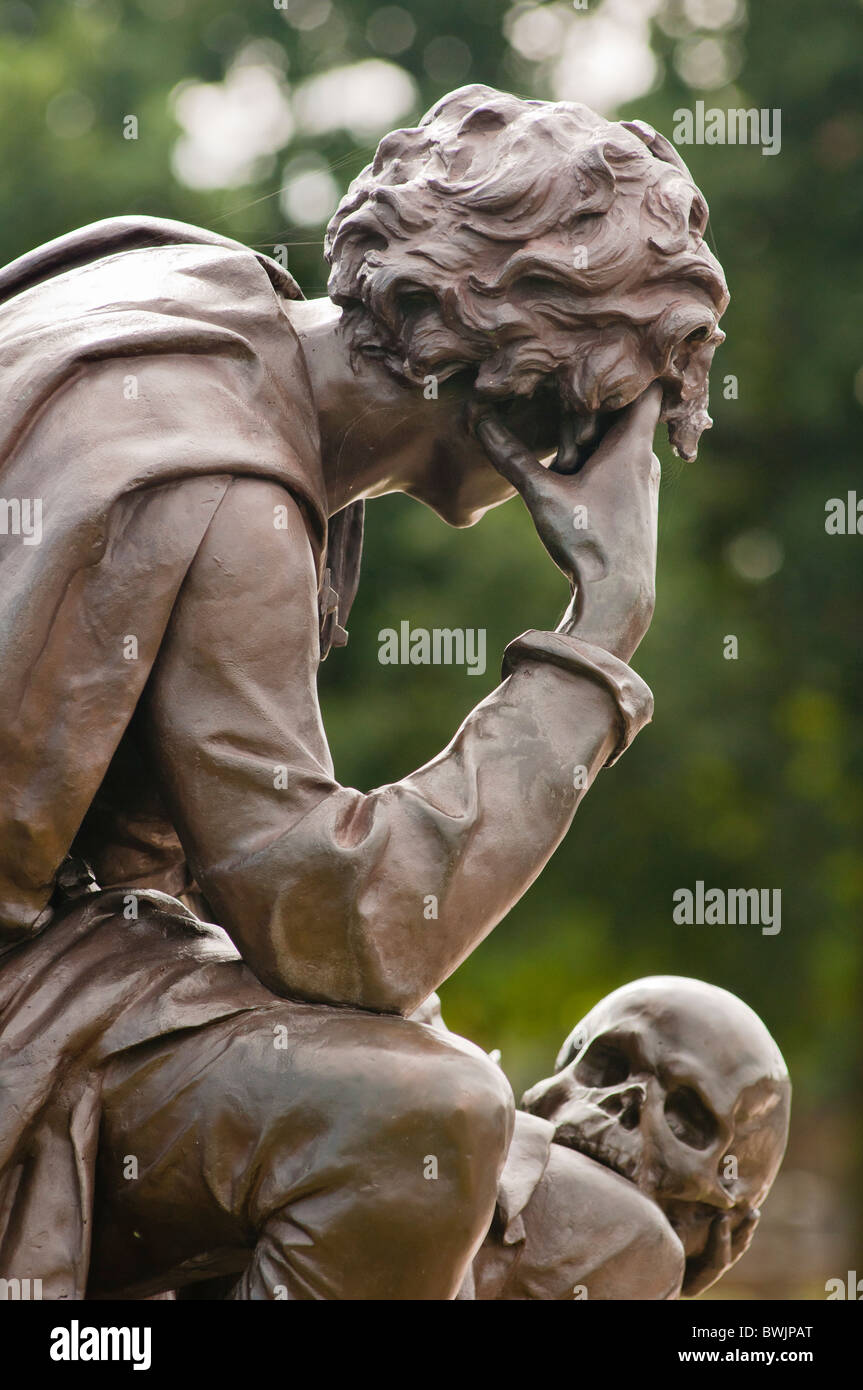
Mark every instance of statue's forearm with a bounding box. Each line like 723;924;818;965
146;478;652;1012
198;662;645;1012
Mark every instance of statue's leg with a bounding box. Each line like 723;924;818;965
90;1000;512;1300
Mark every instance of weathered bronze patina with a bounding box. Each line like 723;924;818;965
0;86;735;1299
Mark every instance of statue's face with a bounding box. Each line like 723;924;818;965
521;977;790;1260
391;265;725;529
402;277;723;526
468;276;724;473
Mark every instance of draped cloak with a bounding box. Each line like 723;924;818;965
0;217;336;1296
0;217;656;1298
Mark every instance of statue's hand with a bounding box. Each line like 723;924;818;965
681;1207;760;1297
471;385;662;662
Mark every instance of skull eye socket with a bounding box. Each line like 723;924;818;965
575;1041;630;1088
664;1086;718;1150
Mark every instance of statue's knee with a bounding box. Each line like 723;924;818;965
450;1049;513;1169
406;1043;514;1207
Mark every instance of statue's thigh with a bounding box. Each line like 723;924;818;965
89;1006;287;1296
88;999;491;1296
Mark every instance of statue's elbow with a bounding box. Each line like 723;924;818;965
215;888;433;1016
251;925;419;1017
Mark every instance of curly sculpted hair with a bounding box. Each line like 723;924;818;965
325;85;729;462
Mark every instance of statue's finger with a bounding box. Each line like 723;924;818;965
579;383;663;477
626;381;664;441
711;1212;733;1270
730;1210;759;1260
475;414;546;499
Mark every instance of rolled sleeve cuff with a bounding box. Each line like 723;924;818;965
501;630;654;766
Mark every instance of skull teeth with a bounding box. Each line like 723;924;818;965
557;1128;638;1182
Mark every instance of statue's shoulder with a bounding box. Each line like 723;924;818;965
0;215;320;481
0;216;302;308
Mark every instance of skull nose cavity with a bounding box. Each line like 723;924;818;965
600;1082;646;1130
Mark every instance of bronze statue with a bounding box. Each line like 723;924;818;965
0;86;734;1299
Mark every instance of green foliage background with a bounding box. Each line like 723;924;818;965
2;0;860;1293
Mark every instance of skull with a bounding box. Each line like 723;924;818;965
521;976;790;1263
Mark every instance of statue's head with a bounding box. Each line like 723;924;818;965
325;85;729;466
521;977;790;1272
